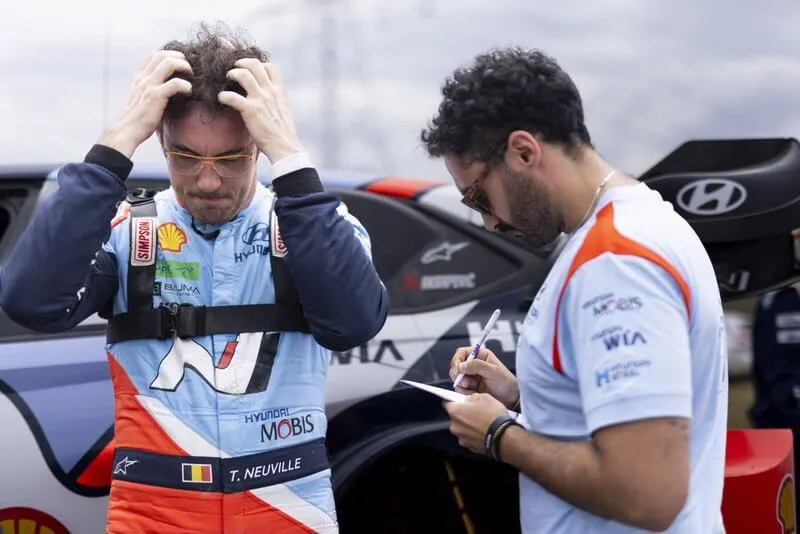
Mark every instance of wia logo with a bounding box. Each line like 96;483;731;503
593;327;647;351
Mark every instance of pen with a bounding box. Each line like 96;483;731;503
453;308;501;389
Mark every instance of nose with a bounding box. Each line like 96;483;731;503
481;212;500;231
195;164;222;193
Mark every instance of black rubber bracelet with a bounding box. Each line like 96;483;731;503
490;419;519;461
484;413;518;458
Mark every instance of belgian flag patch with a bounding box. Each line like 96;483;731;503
181;463;213;484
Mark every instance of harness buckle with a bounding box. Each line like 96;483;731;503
159;303;205;338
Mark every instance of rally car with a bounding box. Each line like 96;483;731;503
1;137;799;533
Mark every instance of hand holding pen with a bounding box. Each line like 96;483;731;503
448;308;521;409
453;309;501;388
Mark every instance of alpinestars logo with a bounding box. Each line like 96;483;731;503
113;456;138;475
420;241;470;264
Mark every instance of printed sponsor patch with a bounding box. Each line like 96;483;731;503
158;222;188;253
777;473;796;533
131;217;156;266
156;260;200;280
270;211;286;258
182;463;213;484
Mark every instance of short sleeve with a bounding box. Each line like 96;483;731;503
562;253;692;434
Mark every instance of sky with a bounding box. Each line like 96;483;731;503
0;0;798;182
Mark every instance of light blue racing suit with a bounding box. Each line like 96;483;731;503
0;145;389;533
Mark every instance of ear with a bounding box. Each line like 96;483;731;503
156;125;165;151
505;130;541;171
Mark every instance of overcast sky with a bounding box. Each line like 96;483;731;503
0;0;798;181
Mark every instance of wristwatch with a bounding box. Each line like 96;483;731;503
484;412;522;461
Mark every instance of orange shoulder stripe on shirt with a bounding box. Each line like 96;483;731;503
551;203;692;374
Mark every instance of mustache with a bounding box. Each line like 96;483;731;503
494;220;519;234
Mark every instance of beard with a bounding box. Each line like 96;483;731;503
497;167;563;251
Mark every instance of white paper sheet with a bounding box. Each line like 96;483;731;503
400;379;522;420
400;379;468;403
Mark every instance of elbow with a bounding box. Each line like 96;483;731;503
315;286;389;352
0;303;66;334
0;285;70;334
623;485;687;532
0;287;32;327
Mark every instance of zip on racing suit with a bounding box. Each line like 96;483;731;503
0;144;389;533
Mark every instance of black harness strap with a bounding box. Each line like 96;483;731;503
269;208;302;310
126;193;158;315
106;190;310;343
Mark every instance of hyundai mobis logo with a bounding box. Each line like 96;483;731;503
243;408;315;443
676;179;747;216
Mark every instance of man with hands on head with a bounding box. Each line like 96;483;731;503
422;47;728;533
0;23;387;533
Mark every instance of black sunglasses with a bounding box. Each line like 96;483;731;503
460;177;493;215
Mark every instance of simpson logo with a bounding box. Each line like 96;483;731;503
270;211;286;258
131;217;156;266
158;222;188;253
778;473;796;534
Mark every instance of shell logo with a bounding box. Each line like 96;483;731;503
158;222;188;253
0;507;69;534
778;474;796;534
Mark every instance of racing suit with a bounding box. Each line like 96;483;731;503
0;145;389;533
750;286;800;514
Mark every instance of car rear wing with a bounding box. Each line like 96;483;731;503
639;137;800;302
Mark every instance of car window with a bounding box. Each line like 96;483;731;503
0;176;51;339
0;179;46;266
0;203;10;245
336;190;536;313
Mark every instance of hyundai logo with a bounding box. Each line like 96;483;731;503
676;179;747;216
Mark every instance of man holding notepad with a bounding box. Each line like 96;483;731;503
418;47;728;533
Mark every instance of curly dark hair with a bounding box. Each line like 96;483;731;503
420;47;593;164
162;21;269;120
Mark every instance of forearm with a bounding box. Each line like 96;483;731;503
271;155;388;350
0;145;128;330
498;426;658;529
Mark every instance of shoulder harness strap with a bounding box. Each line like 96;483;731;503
106;189;310;343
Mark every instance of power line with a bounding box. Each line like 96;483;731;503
246;0;392;172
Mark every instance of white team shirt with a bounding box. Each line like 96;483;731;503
515;182;728;533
